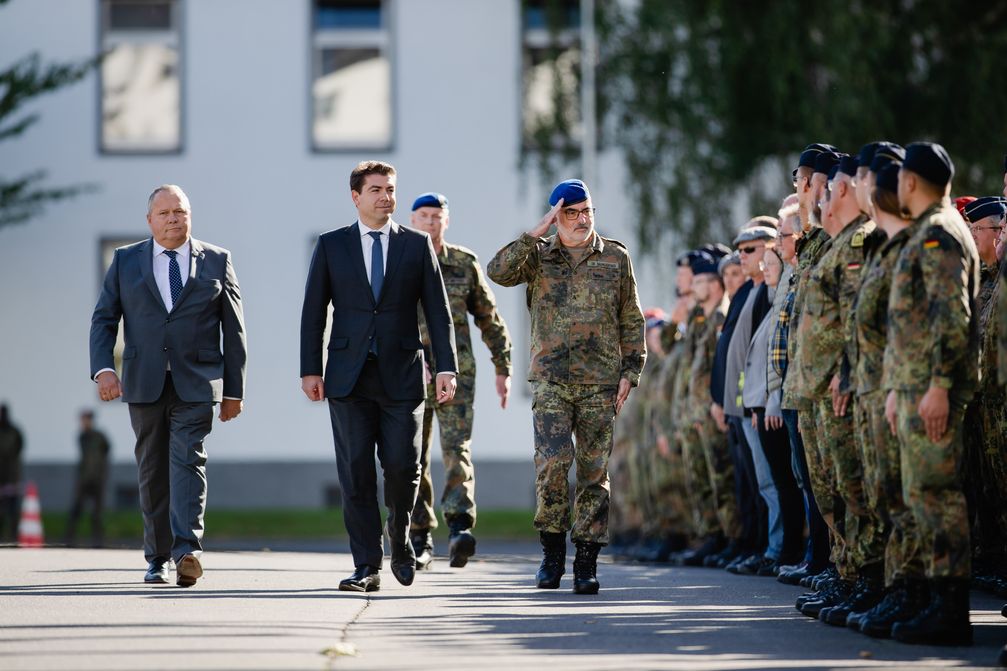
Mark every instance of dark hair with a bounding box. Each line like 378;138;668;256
872;185;901;217
350;161;396;193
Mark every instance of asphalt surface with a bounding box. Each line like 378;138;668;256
1;546;1005;670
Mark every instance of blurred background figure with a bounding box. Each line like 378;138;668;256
0;404;24;543
64;410;111;548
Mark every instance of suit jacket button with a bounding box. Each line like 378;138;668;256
163;347;168;351
373;309;378;314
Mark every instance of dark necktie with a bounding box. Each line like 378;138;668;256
368;231;384;301
164;249;183;307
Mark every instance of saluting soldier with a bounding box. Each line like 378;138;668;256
488;179;646;594
408;193;512;570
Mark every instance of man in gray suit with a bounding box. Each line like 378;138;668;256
90;184;246;587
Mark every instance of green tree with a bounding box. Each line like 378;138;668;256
586;0;1007;252
0;0;99;229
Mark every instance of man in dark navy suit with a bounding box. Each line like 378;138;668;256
300;161;458;592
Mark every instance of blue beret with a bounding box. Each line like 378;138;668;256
676;249;705;268
903;142;954;188
875;162;900;194
733;226;778;246
869;143;905;173
838;154;859;177
813;151;841;176
548;179;590;207
689;251;719;276
798;143;839;170
858;142;883;168
699;242;731;260
963;196;1007;223
411;192;448;211
827;164;841;181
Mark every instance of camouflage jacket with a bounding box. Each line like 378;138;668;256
688;300;728;425
883;202;980;398
852;226;911;395
978;260;1004;395
419;242;511;381
781;225;832;408
1000;260;1007;386
488;232;646;386
671;305;704;431
793;215;881;398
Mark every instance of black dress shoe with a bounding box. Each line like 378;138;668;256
411;530;434;571
144;559;171;584
390;542;417;586
339;565;381;592
448;527;476;568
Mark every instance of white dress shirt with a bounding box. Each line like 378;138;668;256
359;220;392;286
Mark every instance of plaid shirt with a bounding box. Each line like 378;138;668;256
771;287;796;380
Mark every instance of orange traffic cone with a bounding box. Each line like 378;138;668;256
18;481;44;548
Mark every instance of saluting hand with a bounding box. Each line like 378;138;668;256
529;198;564;238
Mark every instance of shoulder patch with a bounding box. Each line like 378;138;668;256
601;236;628;249
449;244;478;260
851;231;864;248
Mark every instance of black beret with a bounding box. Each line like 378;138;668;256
903;142;954;188
689;251;719;276
813;151;841;176
676;249;704;268
869;143;905;173
858;142;882;168
827;164;841;181
699;242;731;260
838;154;859;177
798;143;839;170
963;196;1007;223
875;162;899;194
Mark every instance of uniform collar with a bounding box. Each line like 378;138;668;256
544;231;603;257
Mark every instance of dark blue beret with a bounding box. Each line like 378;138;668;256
827;164;840;181
699;242;731;260
963;196;1007;223
858;142;883;168
869;143;905;173
798;143;839;170
814;151;841;176
838;154;859;177
549;179;590;207
411;192;448;211
676;249;705;268
903;142;954;188
689;251;719;276
875;162;900;194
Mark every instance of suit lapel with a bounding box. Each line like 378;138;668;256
379;221;406;304
170;238;204;312
138;238;169;313
346;223;374;305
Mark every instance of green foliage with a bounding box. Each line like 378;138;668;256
0;6;100;229
589;0;1007;252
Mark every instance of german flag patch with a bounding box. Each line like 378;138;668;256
923;239;940;250
847;262;861;271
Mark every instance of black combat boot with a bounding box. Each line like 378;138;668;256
447;516;476;568
821;563;885;626
681;533;726;567
536;531;567;589
411;529;434;570
800;577;854;619
892;578;973;646
573;542;603;595
859;578;929;638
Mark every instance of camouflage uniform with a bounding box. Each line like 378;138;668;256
610;371;646;540
689;299;740;540
411;242;511;532
1000;260;1007;386
488;232;646;543
883;202;980;580
674;306;720;538
852;226;922;585
796;215;884;579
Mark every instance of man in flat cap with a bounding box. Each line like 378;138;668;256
797;155;887;626
488;179;646;594
882;142;980;645
408;193;512;570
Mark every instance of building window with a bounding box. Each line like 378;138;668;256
99;236;145;373
311;0;392;151
521;0;581;148
100;0;182;153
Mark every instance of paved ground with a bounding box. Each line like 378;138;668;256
1;546;1005;670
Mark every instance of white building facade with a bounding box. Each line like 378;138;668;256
1;0;673;466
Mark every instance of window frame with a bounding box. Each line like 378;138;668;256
96;0;185;156
307;0;397;154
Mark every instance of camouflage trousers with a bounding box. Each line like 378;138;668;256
896;390;970;579
410;382;476;532
608;438;643;537
650;435;692;537
680;424;720;538
817;397;876;577
531;381;617;544
628;442;658;536
977;391;1007;555
797;399;846;576
697;419;741;540
854;390;923;584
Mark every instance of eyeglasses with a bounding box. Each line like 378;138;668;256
970;225;1002;232
562;207;596;221
778;232;796;239
738;245;763;255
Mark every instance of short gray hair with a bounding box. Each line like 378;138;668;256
147;184;190;214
